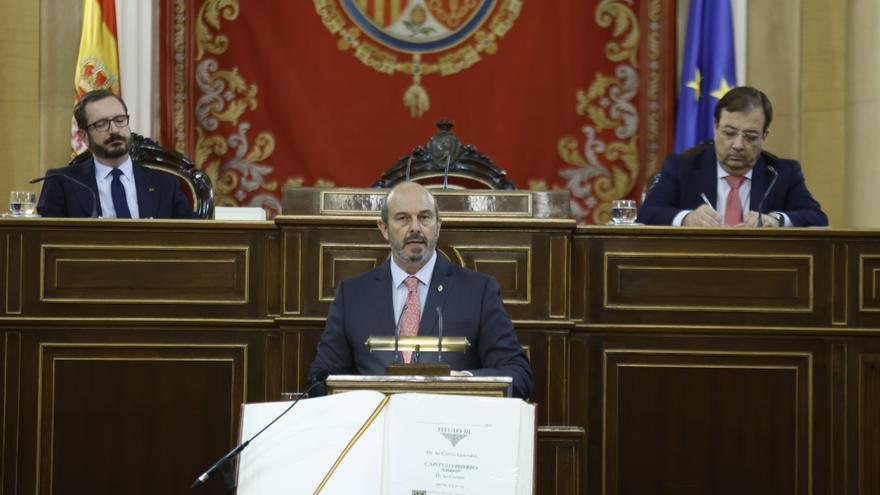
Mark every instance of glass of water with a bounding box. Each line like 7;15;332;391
610;199;637;225
9;191;36;216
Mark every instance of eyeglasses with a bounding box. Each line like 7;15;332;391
86;114;130;132
718;126;763;144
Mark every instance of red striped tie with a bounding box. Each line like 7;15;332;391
724;176;745;226
399;276;420;363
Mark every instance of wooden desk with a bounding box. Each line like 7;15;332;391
0;216;578;495
573;226;880;495
2;218;878;495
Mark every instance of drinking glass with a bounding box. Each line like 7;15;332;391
9;191;36;216
610;199;637;225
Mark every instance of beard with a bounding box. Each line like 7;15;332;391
390;231;438;264
89;132;131;160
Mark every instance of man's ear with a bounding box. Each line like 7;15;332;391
77;129;89;147
377;219;389;241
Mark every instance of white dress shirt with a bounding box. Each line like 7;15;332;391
94;156;140;218
672;162;790;226
389;250;438;323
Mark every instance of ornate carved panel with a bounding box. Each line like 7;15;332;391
40;244;249;304
37;342;247;494
603;348;812;495
450;245;532;305
604;252;813;312
859;353;880;494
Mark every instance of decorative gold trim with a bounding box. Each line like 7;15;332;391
857;255;880;312
316;189;536;217
282;231;303;315
317;242;390;302
603;252;814;312
5;233;23;315
39;244;250;305
449;244;532;305
364;336;469;352
312;395;391;494
602;348;813;495
36;342;248;494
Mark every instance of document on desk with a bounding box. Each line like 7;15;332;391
236;391;535;495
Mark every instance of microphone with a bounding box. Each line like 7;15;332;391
393;304;407;364
405;152;414;182
435;306;444;363
190;371;330;490
755;165;778;227
442;153;452;189
30;173;98;218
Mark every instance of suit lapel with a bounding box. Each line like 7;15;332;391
748;156;768;211
420;253;453;336
375;260;396;336
76;160;102;217
133;164;158;219
699;149;719;206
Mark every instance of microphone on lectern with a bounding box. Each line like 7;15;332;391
756;164;778;227
190;371;329;490
435;306;444;363
393;304;407;364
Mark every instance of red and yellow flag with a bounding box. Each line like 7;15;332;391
71;0;120;153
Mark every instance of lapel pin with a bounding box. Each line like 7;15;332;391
437;285;443;292
148;187;156;192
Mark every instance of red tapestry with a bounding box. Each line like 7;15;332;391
159;0;675;223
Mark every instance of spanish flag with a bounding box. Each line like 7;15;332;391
71;0;120;153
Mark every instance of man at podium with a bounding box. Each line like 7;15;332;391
307;182;534;399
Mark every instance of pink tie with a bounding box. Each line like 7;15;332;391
399;276;421;363
724;176;745;226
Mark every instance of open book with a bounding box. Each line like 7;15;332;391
236;391;535;495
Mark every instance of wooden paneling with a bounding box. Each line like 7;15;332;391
536;426;586;495
857;351;880;494
6;220;880;495
577;229;834;327
38;342;245;494
603;346;811;495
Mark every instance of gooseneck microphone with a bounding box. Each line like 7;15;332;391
393;304;407;364
435;306;444;363
405;152;414;182
442;153;452;189
190;371;330;490
30;173;98;218
756;165;778;227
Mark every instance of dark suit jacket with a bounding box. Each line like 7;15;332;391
307;254;534;399
36;158;197;219
638;147;828;227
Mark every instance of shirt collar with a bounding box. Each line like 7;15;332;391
390;249;438;289
94;155;134;180
716;161;753;181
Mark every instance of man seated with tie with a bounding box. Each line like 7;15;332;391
36;89;196;219
638;86;828;227
306;182;534;399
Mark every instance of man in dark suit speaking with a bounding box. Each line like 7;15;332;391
37;89;196;219
638;86;827;227
307;182;534;398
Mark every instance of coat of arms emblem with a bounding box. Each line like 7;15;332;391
315;0;522;117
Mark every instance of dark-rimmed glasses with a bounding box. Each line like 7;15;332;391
86;114;130;132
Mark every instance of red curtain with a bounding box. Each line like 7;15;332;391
160;0;675;222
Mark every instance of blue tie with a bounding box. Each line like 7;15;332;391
110;168;132;218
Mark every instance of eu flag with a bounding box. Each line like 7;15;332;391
673;0;737;152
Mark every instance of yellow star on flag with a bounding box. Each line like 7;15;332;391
685;68;702;101
710;78;733;100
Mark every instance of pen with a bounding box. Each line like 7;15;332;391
700;193;713;209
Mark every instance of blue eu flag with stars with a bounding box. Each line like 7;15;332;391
674;0;737;153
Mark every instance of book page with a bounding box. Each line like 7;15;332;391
237;390;387;495
382;393;535;495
